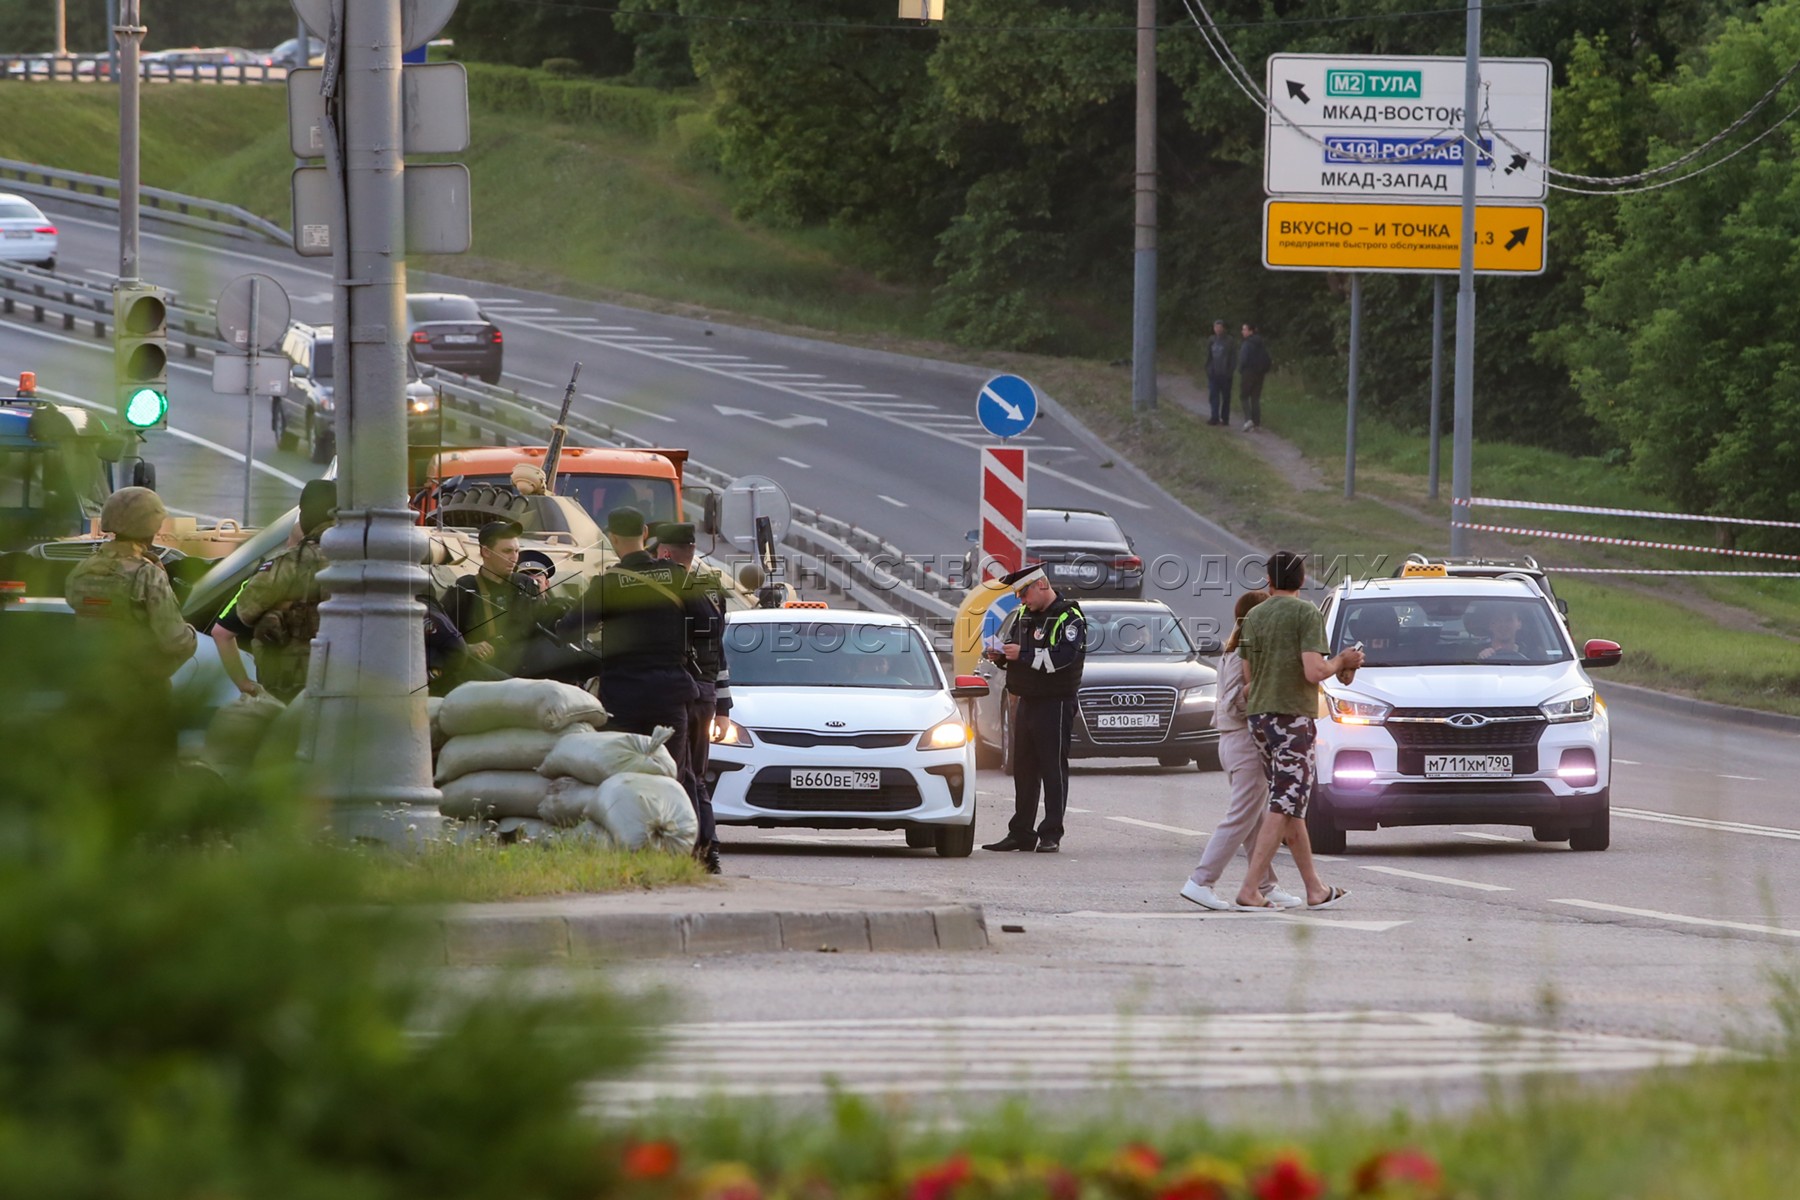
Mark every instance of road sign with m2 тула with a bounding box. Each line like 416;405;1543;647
1264;54;1550;202
1262;200;1546;275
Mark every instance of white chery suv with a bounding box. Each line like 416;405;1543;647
1308;567;1621;853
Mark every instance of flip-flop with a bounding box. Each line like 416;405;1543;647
1232;898;1281;912
1307;885;1351;911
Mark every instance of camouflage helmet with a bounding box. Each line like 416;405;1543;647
100;486;167;541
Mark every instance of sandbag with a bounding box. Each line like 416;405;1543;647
434;727;563;785
537;727;678;785
438;678;609;737
538;775;601;827
594;772;697;853
252;688;308;772
204;691;287;772
427;695;447;751
438;769;554;820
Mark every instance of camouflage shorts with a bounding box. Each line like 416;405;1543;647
1247;713;1316;819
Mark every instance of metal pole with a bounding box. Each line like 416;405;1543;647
1130;0;1157;413
1345;273;1360;499
1428;275;1444;499
242;277;259;525
106;0;118;85
54;0;67;56
116;0;140;283
1450;0;1481;554
311;0;437;827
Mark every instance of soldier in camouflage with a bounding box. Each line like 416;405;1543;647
63;486;197;680
210;480;336;702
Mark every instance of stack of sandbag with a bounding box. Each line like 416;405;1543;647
434;679;609;822
203;691;287;774
535;727;697;854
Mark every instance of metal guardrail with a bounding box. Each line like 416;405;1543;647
0;158;289;245
1;55;289;86
0;261;963;627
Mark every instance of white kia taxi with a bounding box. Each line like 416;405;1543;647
706;608;988;856
1308;565;1621;853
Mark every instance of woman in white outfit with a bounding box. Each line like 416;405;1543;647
1179;590;1304;910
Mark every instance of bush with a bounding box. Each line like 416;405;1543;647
0;628;646;1197
541;58;583;78
464;63;703;142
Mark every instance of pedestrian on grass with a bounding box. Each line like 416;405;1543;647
1179;589;1304;911
1238;322;1272;431
982;564;1087;854
1205;318;1237;427
1234;550;1362;911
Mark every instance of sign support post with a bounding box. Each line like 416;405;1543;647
1346;273;1361;498
1429;276;1445;498
1451;0;1483;555
1131;0;1157;414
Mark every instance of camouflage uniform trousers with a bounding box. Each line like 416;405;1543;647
1247;712;1317;819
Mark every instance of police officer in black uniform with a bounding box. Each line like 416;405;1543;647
562;506;701;784
982;564;1087;853
656;522;732;874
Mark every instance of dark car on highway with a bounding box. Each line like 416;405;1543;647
406;293;504;384
275;323;442;464
1023;507;1144;598
969;598;1222;772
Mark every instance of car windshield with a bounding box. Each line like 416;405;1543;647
312;341;334;380
1334;595;1570;666
1079;607;1193;657
725;621;940;690
1026;511;1123;543
410;297;482;322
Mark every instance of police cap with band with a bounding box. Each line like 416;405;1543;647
1000;564;1047;593
654;522;696;546
516;549;555;579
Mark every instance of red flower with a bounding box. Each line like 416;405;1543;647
1157;1179;1227;1200
910;1153;973;1200
1046;1166;1082;1200
1116;1143;1164;1177
622;1140;680;1180
1252;1156;1323;1200
1352;1149;1443;1196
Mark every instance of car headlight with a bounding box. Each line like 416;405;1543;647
1179;684;1216;708
408;392;439;414
1540;689;1595;723
1327;694;1392;725
315;390;334;413
918;719;970;750
711;719;753;746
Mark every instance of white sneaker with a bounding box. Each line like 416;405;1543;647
1179;880;1235;911
1265;888;1305;909
1242;419;1255;431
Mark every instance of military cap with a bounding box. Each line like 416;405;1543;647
606;506;646;537
655;522;696;546
100;486;166;541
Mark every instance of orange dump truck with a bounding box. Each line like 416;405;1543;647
421;445;692;531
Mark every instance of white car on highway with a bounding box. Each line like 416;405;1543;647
1308;566;1622;853
0;193;58;271
706;608;987;856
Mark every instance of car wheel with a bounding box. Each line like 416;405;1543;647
1158;754;1189;768
272;400;297;452
904;827;935;849
1305;790;1347;855
1569;793;1610;851
480;367;501;385
1193;745;1223;772
39;258;55;272
999;701;1015;777
935;821;975;858
307;412;334;465
1531;825;1570;843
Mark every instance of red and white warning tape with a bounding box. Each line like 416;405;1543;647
1458;496;1800;530
1544;568;1800;578
1449;520;1800;561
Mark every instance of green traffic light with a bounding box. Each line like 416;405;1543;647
123;386;167;429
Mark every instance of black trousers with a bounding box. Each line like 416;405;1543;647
601;668;700;832
684;682;718;845
1010;695;1075;844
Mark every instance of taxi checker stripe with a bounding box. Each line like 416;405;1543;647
1448;520;1800;562
1459;495;1800;530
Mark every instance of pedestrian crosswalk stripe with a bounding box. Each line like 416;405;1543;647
586;1011;1727;1108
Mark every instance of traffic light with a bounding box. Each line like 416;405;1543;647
114;282;169;430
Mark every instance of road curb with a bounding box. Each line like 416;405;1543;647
1602;680;1800;735
437;899;989;965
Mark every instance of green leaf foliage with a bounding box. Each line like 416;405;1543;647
0;628;644;1197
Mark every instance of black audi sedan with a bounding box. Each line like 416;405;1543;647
406;292;504;384
969;599;1223;772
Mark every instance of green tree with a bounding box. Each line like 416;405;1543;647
448;0;636;76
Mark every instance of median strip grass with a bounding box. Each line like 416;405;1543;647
356;837;705;904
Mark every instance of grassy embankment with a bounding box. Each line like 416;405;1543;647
3;78;1795;714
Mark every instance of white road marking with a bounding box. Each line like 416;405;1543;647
877;494;908;508
1061;911;1410;932
583;334;676;343
1550;898;1800;940
817;391;903;400
848;400;937;410
1458;831;1523;843
588;1012;1728;1110
1614;759;1642;765
724;363;792;372
1614;807;1800;842
752;373;828;381
1359;865;1512;892
1106;815;1207;837
504;371;678;423
1066;806;1093;813
1718;774;1763;781
50;210;333;278
796;382;872;391
664;351;752;361
777;456;811;470
496;306;560;313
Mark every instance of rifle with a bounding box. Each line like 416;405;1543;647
540;362;583;493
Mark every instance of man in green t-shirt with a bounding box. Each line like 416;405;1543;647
1234;550;1363;911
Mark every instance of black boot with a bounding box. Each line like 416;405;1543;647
701;840;722;875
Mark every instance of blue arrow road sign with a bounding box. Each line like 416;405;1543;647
978;374;1038;439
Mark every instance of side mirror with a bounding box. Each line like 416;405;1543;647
290;362;306;378
951;674;990;699
697;487;721;536
964;529;979;544
1580;638;1622;669
1192;636;1223;657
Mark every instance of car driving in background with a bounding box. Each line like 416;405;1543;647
406;293;504;384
